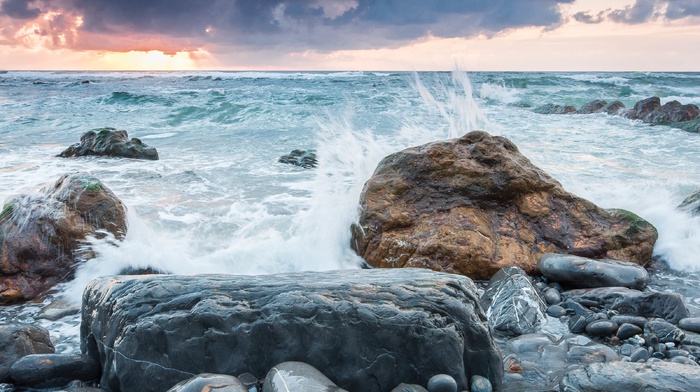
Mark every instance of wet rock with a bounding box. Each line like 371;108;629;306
564;287;689;324
619;343;634;356
167;374;247;392
568;315;589;334
0;324;55;382
567;343;618;365
642;100;700;124
679;190;700;216
616;323;643;340
426;374;457;392
81;269;501;392
480;266;546;336
9;354;100;389
38;298;80;321
351;131;657;280
624;96;661;120
278;149;318;169
59;128;159;160
575;100;607;114
391;384;428;392
679;317;700;333
630;347;650;362
585;320;619;337
611;315;648;328
547;305;566;318
673;117;700;133
538;253;649;290
263;362;346;392
236;372;259;391
0;172;126;302
560;361;700;391
683;331;700;346
533;104;576;114
469;375;492;392
543;288;561;305
645;319;685;344
603;101;626;115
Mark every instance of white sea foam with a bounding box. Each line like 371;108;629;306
479;82;521;104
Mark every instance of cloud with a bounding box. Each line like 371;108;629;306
575;0;700;25
1;0;40;19
572;10;607;24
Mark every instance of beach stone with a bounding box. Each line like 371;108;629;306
350;131;657;280
533;103;576;114
560;361;700;391
585;320;619;336
167;374;247;392
81;269;501;392
611;315;648;328
236;372;259;390
603;101;626;115
642;100;700;124
9;354;100;389
547;305;566;318
59;128;159;160
480;266;546;336
619;343;634;356
630;347;650;362
567;343;618;365
539;253;649;290
564;287;689;324
38;298;80;321
576;100;607;114
671;356;698;366
624;96;661;120
469;375;492;392
568;315;588;334
263;362;346;392
645;319;685;344
0;324;55;382
278;149;317;169
0;172;126;302
543;288;561;305
391;384;428;392
426;374;457;392
679;317;700;333
616;323;643;340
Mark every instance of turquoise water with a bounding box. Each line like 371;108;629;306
2;70;700;309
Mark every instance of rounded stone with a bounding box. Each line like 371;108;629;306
610;316;648;329
543;288;561;305
547;305;566;318
668;349;690;358
427;374;458;392
167;373;247;392
617;323;643;340
585;320;619;337
671;356;698;366
619;343;634;356
679;317;700;333
569;316;588;334
630;347;650;362
470;375;492;392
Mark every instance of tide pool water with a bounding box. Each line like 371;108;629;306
1;70;700;352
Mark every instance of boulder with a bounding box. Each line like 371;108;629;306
263;362;347;392
0;324;54;382
538;253;649;290
533;104;576;114
278;149;317;168
80;269;502;392
351;131;657;280
9;354;100;389
679;317;700;333
0;172;126;302
673;117;700;133
563;287;689;324
480;267;546;336
575;100;607;114
392;383;428;392
679;189;700;216
59;128;159;160
624;97;661;120
603;101;626;115
167;374;247;392
644;319;685;344
642;100;700;124
559;361;700;391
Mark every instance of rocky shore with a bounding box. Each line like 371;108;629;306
2;130;700;391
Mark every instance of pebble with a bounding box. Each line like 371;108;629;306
543;288;561;305
671;356;698;366
679;317;700;333
630;347;650;362
610;315;648;328
668;349;690;358
569;315;588;333
619;344;634;356
547;305;566;318
655;343;667;356
651;352;665;359
469;375;493;392
616;323;643;340
585;320;619;336
427;374;458;392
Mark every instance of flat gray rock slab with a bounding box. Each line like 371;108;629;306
559;361;700;391
81;269;502;392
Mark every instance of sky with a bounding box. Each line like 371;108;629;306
0;0;698;71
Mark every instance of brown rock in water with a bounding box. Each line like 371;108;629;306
642;100;700;124
0;172;126;303
351;131;657;279
623;97;660;120
59;128;159;160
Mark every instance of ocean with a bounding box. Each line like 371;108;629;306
2;70;700;355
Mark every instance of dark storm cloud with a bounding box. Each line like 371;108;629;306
575;0;700;25
572;11;606;24
665;0;700;19
1;0;41;19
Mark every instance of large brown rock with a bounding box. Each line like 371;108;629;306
351;131;657;280
0;172;126;302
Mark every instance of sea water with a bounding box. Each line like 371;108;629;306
1;70;700;353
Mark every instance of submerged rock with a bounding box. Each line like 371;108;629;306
603;100;626;115
533;104;576;114
0;324;55;382
678;189;700;216
80;269;502;392
575;100;607;114
481;267;546;336
278;149;317;168
538;253;649;290
59;128;159;160
624;96;661;120
642;100;700;124
351;131;657;280
559;361;700;391
0;172;126;302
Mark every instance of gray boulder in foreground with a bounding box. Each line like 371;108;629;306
263;361;347;392
81;269;502;392
538;253;649;290
559;361;700;391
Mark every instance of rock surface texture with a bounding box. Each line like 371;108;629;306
59;128;159;160
80;269;502;392
351;131;657;279
559;361;700;391
538;253;649;289
0;173;126;302
0;324;55;382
